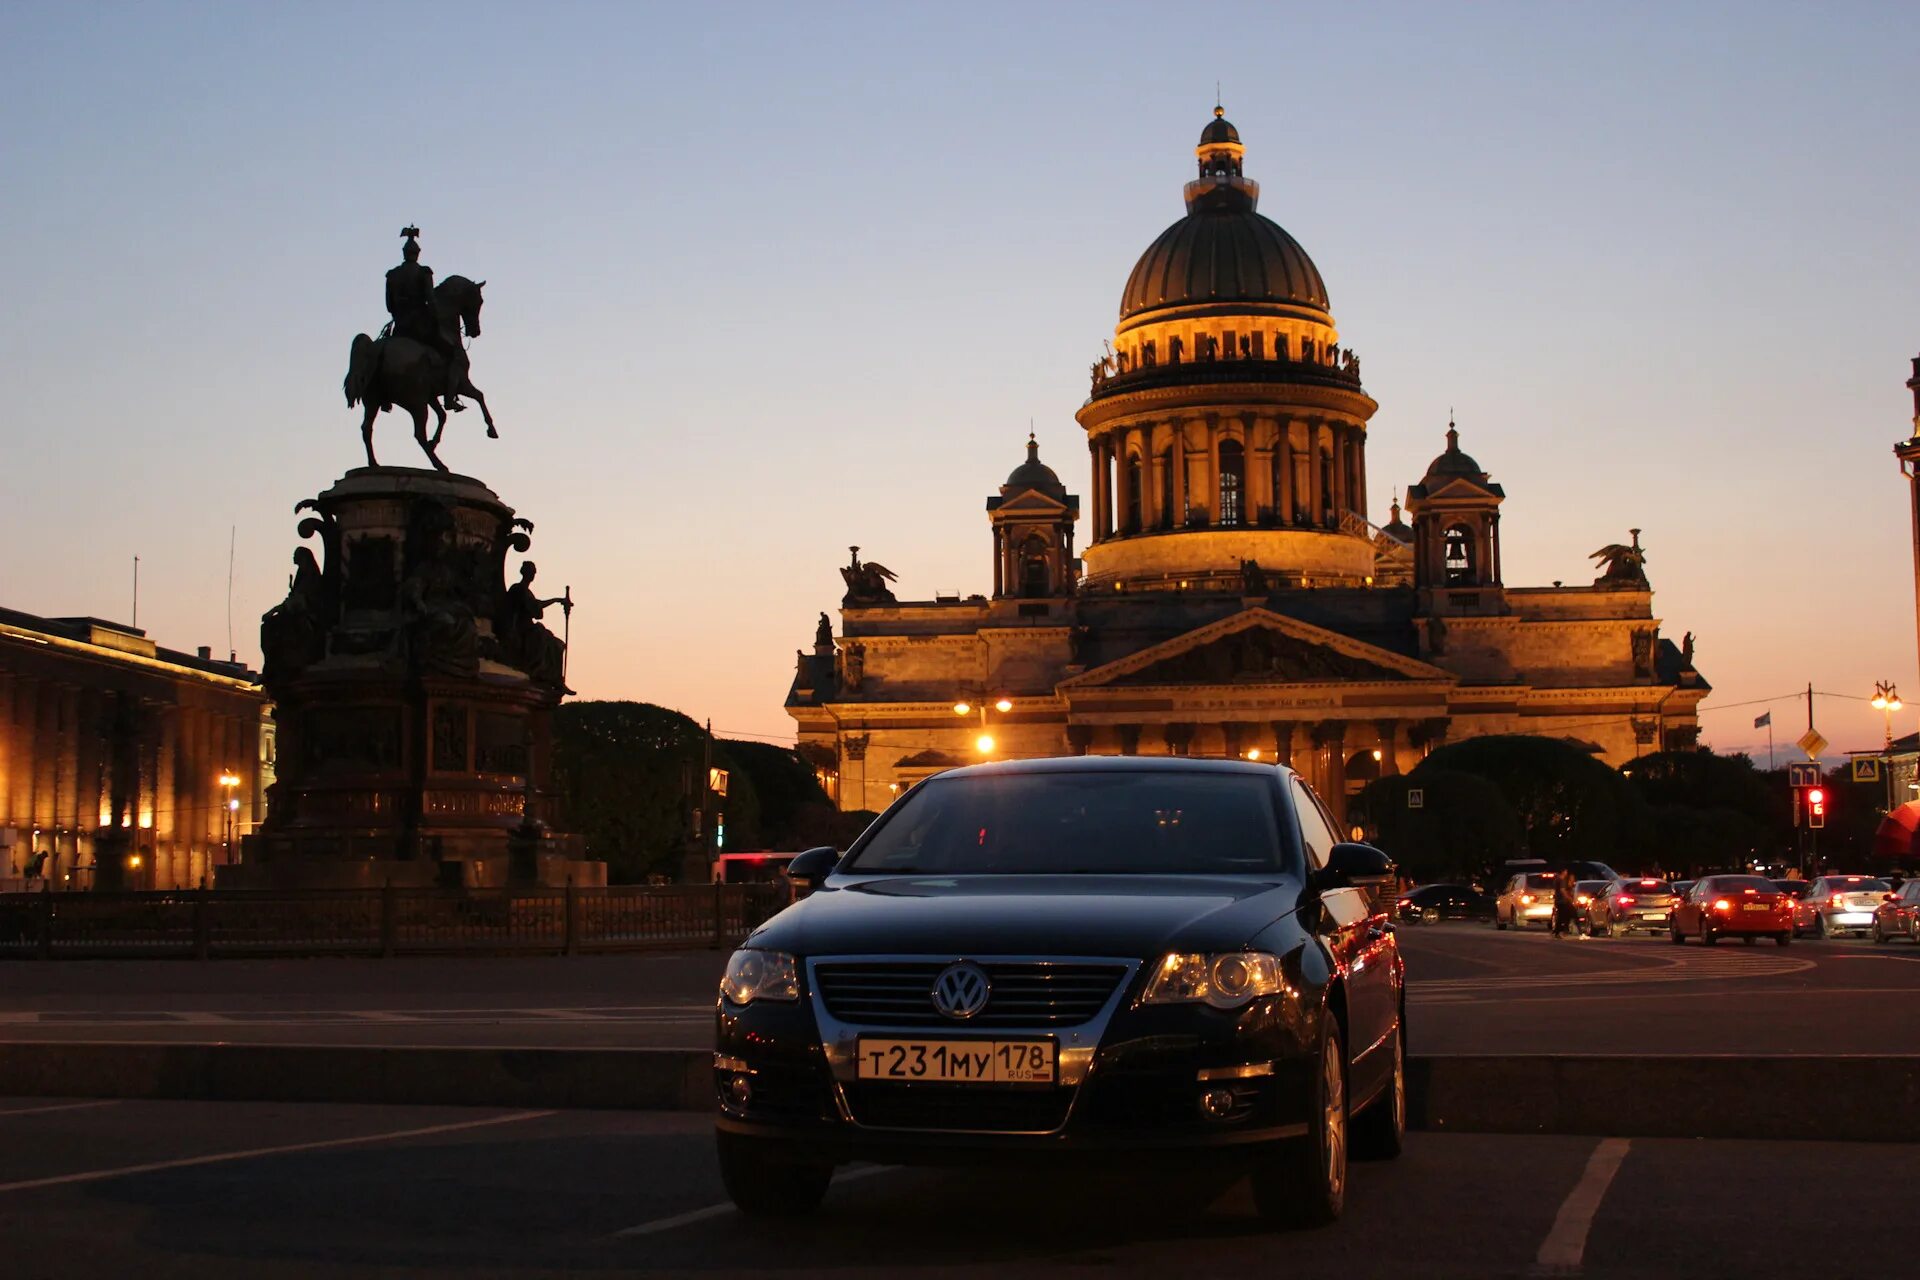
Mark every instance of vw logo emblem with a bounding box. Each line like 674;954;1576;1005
930;962;991;1020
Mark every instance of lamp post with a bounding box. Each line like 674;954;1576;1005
218;771;241;865
1871;683;1902;815
955;696;1013;756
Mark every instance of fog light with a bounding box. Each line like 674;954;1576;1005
1199;1087;1236;1119
726;1074;753;1108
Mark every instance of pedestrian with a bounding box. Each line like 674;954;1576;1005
1552;869;1580;939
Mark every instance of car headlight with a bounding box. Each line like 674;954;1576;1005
719;949;800;1005
1140;952;1285;1009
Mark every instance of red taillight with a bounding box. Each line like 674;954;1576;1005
1520;893;1535;905
1576;894;1591;905
1713;898;1732;912
1617;895;1636;906
1830;894;1845;908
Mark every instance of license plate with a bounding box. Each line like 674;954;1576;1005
856;1038;1055;1084
1742;903;1770;912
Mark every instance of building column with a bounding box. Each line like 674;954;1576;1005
1308;420;1326;528
992;527;1005;597
1114;433;1134;535
1353;431;1369;524
1490;512;1503;584
1275;419;1294;526
1317;720;1349;825
1205;418;1222;525
1250;416;1274;523
1269;720;1296;770
1064;724;1092;757
1089;439;1107;539
1167;418;1182;521
1375;719;1401;776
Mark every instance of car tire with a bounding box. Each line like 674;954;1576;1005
1251;1015;1347;1230
1813;915;1827;940
1702;927;1718;946
1351;1015;1405;1162
1775;933;1791;947
1669;924;1686;945
1495;914;1508;931
1873;924;1888;944
1742;936;1757;946
715;1130;834;1218
1422;907;1440;925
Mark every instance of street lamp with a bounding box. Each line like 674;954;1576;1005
218;771;241;864
1871;682;1902;813
956;695;1012;755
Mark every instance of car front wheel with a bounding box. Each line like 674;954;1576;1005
716;1130;834;1217
1252;1015;1348;1229
1775;932;1791;947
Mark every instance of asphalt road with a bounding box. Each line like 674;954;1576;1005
0;1095;1910;1279
2;925;1916;1054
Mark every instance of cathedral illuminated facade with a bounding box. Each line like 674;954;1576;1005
788;108;1706;822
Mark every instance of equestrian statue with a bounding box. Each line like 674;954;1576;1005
344;226;497;472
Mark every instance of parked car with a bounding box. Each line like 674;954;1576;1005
1396;883;1494;924
1668;875;1793;946
1802;875;1891;939
1773;880;1817;934
1494;872;1560;930
1587;878;1679;936
712;757;1405;1229
1871;880;1920;943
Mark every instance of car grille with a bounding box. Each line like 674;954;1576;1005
812;960;1129;1028
842;1081;1073;1132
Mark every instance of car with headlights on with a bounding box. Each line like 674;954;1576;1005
1803;875;1891;939
1871;880;1920;943
712;757;1404;1229
1668;875;1793;946
1587;878;1679;936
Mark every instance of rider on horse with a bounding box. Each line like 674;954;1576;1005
385;226;466;413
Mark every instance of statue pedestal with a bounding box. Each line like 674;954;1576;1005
229;466;600;889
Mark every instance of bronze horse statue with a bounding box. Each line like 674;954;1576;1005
344;275;496;472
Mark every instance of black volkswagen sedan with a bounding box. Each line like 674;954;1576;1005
713;757;1405;1229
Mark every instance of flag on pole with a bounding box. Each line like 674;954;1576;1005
1754;711;1772;729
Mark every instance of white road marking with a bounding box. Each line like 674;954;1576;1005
0;1108;554;1194
1534;1138;1630;1275
1823;952;1920;963
0;1100;122;1118
609;1164;895;1238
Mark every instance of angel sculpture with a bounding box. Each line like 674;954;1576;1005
1589;530;1649;586
840;546;899;605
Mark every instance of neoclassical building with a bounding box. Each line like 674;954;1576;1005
788;108;1707;821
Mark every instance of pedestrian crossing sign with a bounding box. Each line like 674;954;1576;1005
1852;758;1883;783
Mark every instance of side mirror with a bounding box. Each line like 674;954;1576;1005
784;846;839;897
1311;842;1396;892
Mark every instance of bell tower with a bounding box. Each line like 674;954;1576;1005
1406;418;1506;614
987;434;1079;599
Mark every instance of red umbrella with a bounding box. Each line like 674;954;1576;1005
1872;801;1920;859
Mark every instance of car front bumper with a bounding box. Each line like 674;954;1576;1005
713;966;1324;1163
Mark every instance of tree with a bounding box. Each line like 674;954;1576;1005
1622;750;1792;872
550;701;706;883
1413;735;1644;863
1351;770;1524;883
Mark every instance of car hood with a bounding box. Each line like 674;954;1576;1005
748;873;1303;959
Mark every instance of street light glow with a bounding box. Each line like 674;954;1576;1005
1246;748;1262;761
952;701;971;716
975;733;995;754
994;698;1012;713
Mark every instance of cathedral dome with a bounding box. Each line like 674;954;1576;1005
1003;435;1065;496
1420;421;1487;484
1120;214;1329;321
1118;109;1328;322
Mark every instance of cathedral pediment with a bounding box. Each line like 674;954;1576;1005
1062;608;1452;689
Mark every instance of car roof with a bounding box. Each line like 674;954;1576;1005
930;755;1296;782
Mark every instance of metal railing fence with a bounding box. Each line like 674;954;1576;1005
0;882;788;959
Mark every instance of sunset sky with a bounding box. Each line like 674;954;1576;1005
3;2;1916;758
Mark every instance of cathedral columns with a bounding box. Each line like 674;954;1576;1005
1276;418;1295;526
991;528;1004;597
1270;721;1296;770
1250;416;1274;524
1375;719;1401;776
1205;418;1222;526
1353;431;1369;524
1167;418;1182;521
1114;433;1134;535
1148;426;1167;530
1308;420;1327;528
1316;720;1349;824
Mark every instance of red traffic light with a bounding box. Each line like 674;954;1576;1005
1807;786;1827;829
1807;787;1825;805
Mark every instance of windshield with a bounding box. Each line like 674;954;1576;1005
1819;878;1887;892
840;770;1295;876
1619;881;1670;894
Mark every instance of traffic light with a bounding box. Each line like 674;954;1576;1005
1807;787;1826;829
